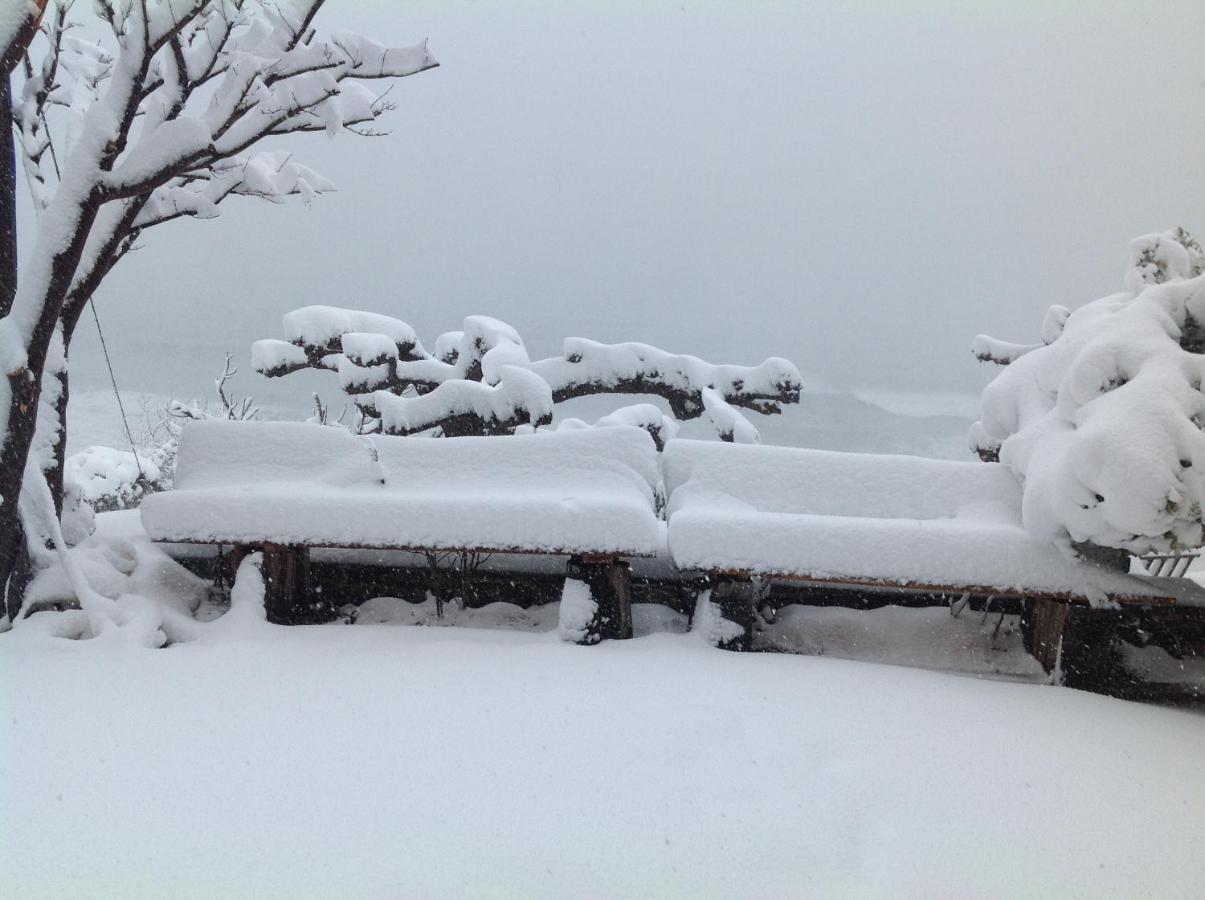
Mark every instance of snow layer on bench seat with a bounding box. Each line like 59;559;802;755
141;421;662;556
662;441;1168;600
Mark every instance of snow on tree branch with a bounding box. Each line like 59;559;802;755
0;0;439;615
972;306;1071;366
971;227;1205;555
253;306;803;443
0;0;45;74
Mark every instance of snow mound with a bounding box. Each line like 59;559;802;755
689;589;745;647
557;578;598;643
141;420;663;557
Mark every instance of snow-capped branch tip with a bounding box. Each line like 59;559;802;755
973;306;1072;366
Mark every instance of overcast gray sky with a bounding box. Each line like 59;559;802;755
59;0;1205;417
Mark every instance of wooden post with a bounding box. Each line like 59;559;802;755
1021;597;1070;674
567;556;633;641
1060;608;1120;694
262;543;309;625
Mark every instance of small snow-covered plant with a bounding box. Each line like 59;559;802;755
156;353;260;488
971;227;1205;555
63;444;167;513
62;352;259;518
253;308;803;444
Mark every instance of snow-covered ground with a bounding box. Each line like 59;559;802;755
4;621;1204;898
3;513;1204;897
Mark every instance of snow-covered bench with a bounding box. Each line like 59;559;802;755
662;441;1193;665
141;420;663;638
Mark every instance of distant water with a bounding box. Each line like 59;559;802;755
67;386;976;461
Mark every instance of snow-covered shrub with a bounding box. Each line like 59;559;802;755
254;308;802;445
972;227;1205;554
64;446;167;514
64;355;258;513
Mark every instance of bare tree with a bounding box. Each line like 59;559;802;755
1;1;438;620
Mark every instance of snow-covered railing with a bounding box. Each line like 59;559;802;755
252;307;803;444
1140;552;1200;579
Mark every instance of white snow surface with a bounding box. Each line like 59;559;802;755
663;440;1177;601
3;618;1203;896
689;588;745;647
557;577;598;643
140;419;663;556
64;445;160;503
760;605;1045;680
3;512;1204;896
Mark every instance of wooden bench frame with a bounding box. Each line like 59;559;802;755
690;568;1183;672
181;539;640;641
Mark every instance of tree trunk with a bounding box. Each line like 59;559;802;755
0;72;16;615
45;363;68;516
0;185;104;610
1;73;15;318
44;302;90;519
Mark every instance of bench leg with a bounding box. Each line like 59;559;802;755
1021;597;1070;675
566;557;633;642
262;543;310;625
1060;607;1121;694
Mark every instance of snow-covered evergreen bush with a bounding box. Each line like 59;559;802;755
253;308;802;445
972;227;1205;554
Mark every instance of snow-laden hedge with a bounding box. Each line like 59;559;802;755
972;228;1205;554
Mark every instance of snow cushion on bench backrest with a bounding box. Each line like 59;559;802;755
661;440;1165;600
142;420;662;557
171;420;382;490
663;440;1021;521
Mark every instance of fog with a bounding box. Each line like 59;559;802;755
48;0;1205;422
